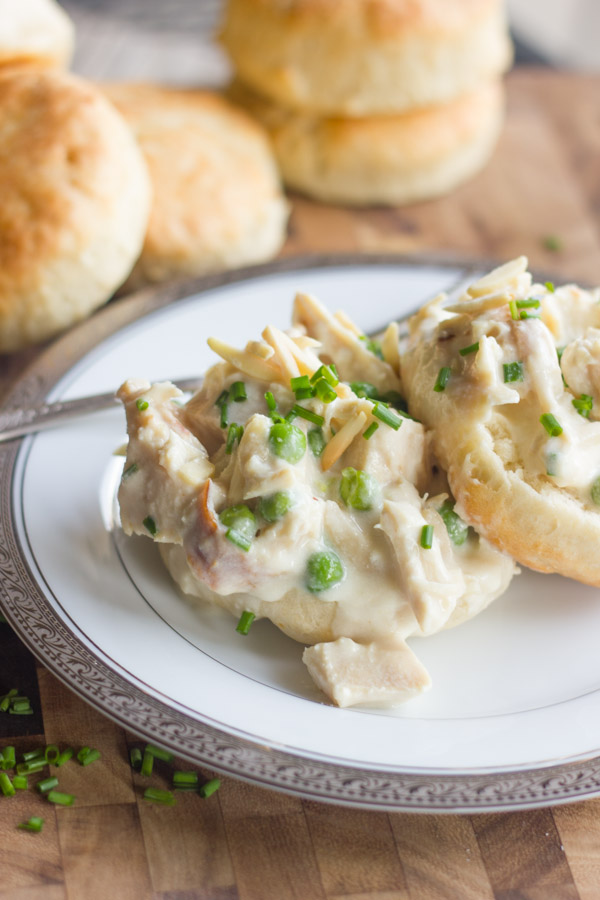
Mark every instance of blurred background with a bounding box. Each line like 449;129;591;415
60;0;600;84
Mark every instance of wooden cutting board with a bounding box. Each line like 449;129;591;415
1;68;600;900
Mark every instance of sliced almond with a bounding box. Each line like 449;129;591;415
207;337;281;383
467;256;528;297
321;411;368;471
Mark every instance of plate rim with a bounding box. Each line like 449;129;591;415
2;252;600;813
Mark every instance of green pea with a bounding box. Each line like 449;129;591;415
219;505;257;542
339;467;381;511
306;551;345;593
591;477;600;506
308;428;326;458
258;492;294;522
268;421;306;464
437;499;469;546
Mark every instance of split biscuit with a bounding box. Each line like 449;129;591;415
0;0;74;70
102;83;289;289
220;0;512;116
401;257;600;586
0;68;151;352
233;79;504;206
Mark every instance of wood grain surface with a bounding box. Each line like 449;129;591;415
1;66;600;900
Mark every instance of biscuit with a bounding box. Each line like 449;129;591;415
401;257;600;586
233;79;504;206
0;0;74;70
220;0;512;116
0;69;151;353
101;83;289;289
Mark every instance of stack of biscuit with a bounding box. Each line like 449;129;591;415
221;0;513;206
0;0;289;352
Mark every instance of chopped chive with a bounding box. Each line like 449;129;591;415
519;310;541;320
516;298;541;309
0;772;15;796
358;336;384;360
290;375;311;392
540;413;563;437
36;776;59;793
0;746;15;769
230;381;247;402
47;790;75;806
44;745;60;765
291;405;324;427
503;361;524;383
11;699;32;713
18;817;44;832
572;394;593;418
546;451;559;476
140;750;154;777
371;402;402;430
420;524;434;549
543;234;562;252
143;516;157;536
0;689;18;712
363;422;379;440
314;378;337;404
591;476;600;506
22;749;44;763
13;775;28;790
236;611;255;635
433;367;451;392
557;346;565;362
219;402;228;429
199;778;221;799
310;365;338;387
437;500;470;546
285;407;298;422
76;746;90;764
545;281;556;293
350;381;378;400
136;398;149;412
144;787;176;806
130;748;142;770
122;463;138;481
78;749;101;767
308;428;326;458
509;300;519;320
459;342;479;357
225;423;244;454
173;771;199;788
145;744;174;763
16;760;46;775
294;387;314;400
264;391;277;413
225;529;252;551
54;748;74;768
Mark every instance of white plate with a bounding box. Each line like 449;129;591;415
3;255;600;813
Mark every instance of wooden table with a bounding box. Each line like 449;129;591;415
1;68;600;900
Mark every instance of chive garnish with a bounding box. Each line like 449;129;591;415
437;500;470;545
591;477;600;506
236;611;255;635
294;387;314;400
546;452;559;477
13;775;27;790
1;746;15;769
0;689;17;712
136;398;149;411
291;405;324;427
509;300;519;321
308;428;326;457
358;335;384;360
225;423;244;454
310;364;338;387
420;525;434;549
44;745;60;765
0;772;15;796
545;281;556;292
54;748;74;768
144;787;176;806
230;381;247;402
543;235;562;252
78;748;101;767
225;530;252;551
16;760;46;775
145;744;174;763
18;817;44;832
264;391;277;412
516;299;541;309
130;748;142;770
371;402;402;430
22;748;44;763
290;375;311;392
122;463;138;481
572;394;593;418
314;378;337;404
540;413;563;437
363;422;379;440
433;367;451;392
143;516;157;536
199;778;221;799
459;342;479;357
140;750;154;777
518;310;541;320
173;771;198;789
503;361;524;383
350;382;378;400
215;389;229;428
47;790;76;806
36;776;59;793
220;506;256;551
